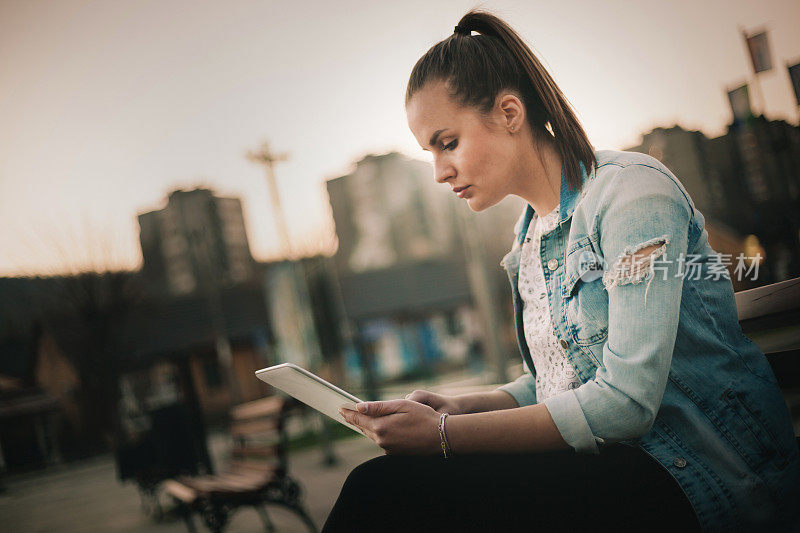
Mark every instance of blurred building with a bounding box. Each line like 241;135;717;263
327;152;522;385
625;126;721;219
0;193;345;471
138;188;255;295
327;152;455;273
112;283;273;422
0;272;277;471
625;116;800;285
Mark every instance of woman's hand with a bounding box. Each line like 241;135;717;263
404;389;463;415
338;400;441;455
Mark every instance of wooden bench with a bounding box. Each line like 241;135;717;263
735;276;800;443
164;396;317;532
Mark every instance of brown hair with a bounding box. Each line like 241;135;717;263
405;9;596;192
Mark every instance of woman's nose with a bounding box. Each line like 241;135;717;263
434;161;454;184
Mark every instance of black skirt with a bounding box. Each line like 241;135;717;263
323;443;701;533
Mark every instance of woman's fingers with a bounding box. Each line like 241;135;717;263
338;400;407;434
339;406;366;426
355;399;408;416
405;390;459;413
339;401;440;454
405;389;437;405
339;400;418;442
339;408;378;440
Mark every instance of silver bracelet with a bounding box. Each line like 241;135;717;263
438;412;452;458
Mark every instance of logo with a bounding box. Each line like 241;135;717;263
577;250;606;282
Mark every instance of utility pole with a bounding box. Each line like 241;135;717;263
246;143;293;259
246;141;338;465
454;202;508;384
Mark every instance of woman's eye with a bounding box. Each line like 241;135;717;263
442;139;458;151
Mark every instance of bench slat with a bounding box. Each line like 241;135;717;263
230;396;284;421
231;444;281;459
735;278;800;322
163;480;198;504
230;417;281;437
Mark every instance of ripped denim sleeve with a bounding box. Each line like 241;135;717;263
601;235;670;308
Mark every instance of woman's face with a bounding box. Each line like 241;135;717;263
406;81;521;212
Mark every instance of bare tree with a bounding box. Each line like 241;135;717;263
42;269;144;450
17;223;146;452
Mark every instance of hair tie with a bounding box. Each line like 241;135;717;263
454;25;470;36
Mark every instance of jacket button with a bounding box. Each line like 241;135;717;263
559;339;569;349
673;457;687;468
547;258;559;271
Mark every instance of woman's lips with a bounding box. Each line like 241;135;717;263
454;185;471;198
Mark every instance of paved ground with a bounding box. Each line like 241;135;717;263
0;432;382;532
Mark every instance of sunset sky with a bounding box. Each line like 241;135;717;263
1;0;799;277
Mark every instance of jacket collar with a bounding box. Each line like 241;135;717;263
513;158;594;245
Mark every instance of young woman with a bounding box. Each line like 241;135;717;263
325;10;800;532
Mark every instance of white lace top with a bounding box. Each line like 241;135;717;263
518;204;583;401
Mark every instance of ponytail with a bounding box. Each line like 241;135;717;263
406;9;596;192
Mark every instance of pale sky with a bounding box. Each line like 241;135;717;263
1;0;799;277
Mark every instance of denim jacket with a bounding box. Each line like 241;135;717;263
497;149;800;531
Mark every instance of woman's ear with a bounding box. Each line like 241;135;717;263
498;92;525;133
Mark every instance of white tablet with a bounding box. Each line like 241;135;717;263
255;363;365;435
